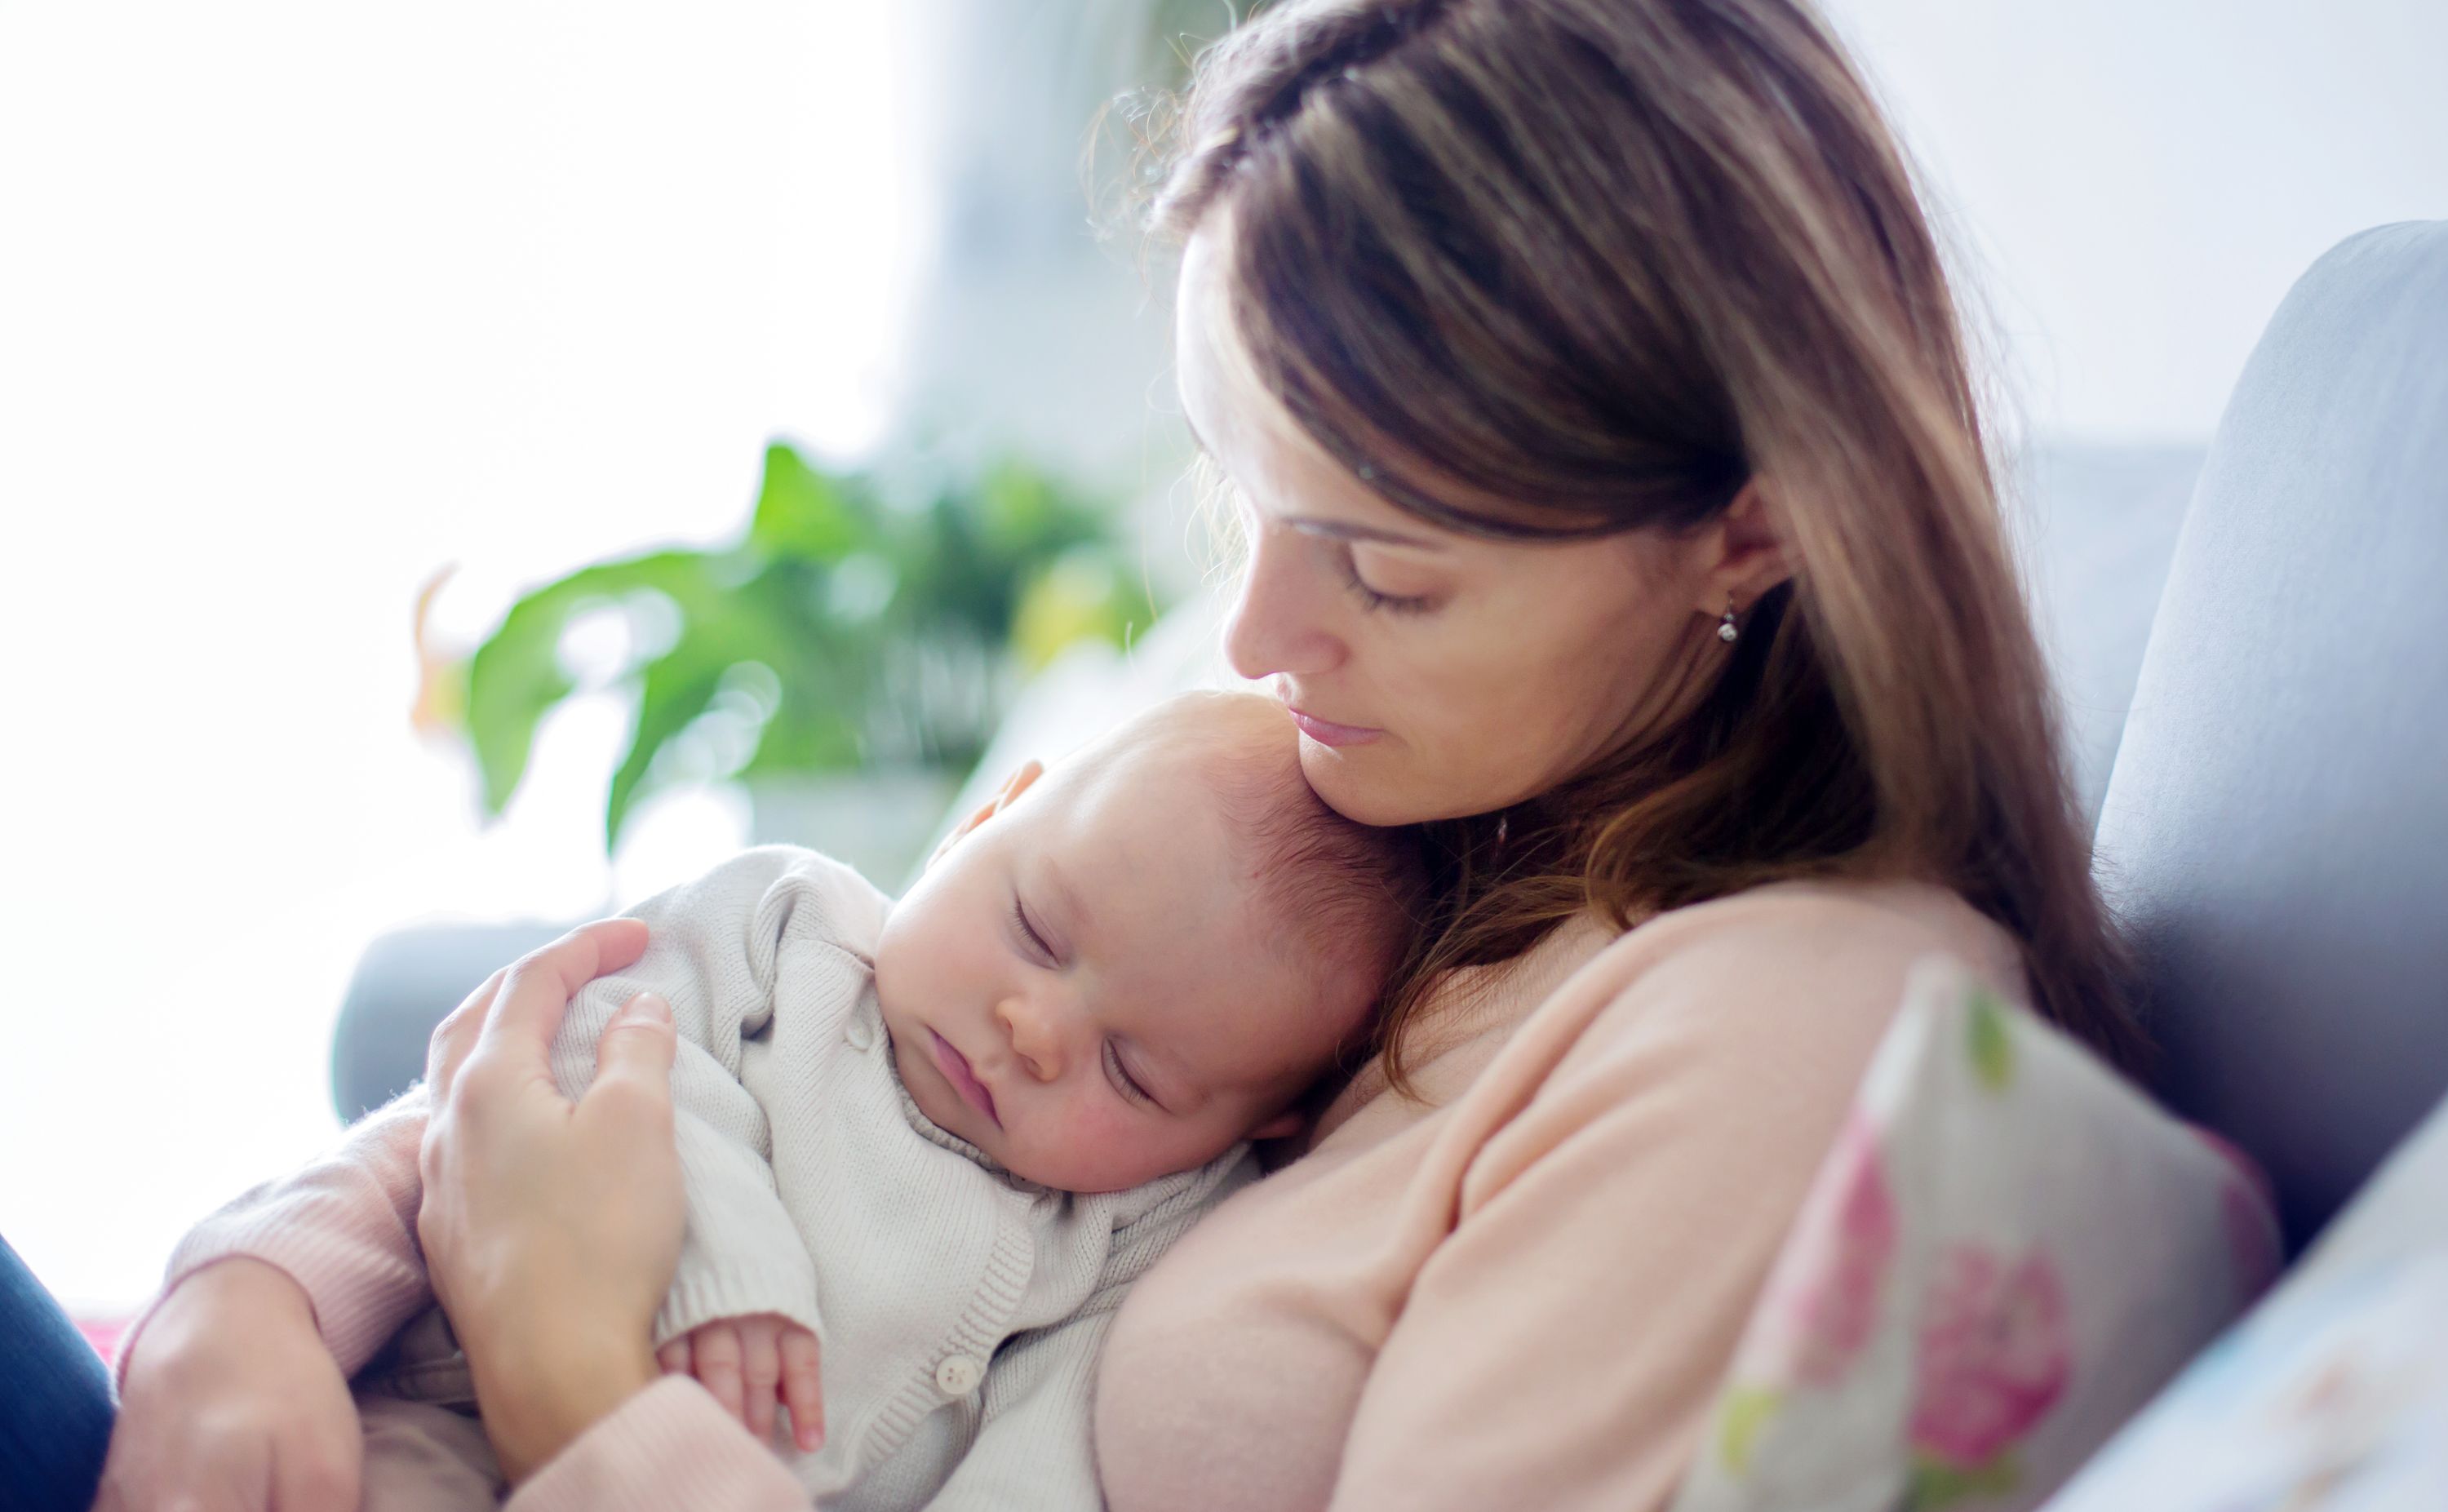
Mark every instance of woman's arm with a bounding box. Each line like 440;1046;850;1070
114;1085;434;1387
414;920;805;1507
96;1084;436;1512
95;1257;365;1512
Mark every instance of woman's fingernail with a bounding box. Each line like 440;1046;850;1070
625;992;670;1024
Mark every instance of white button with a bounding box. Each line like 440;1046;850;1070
844;1017;874;1051
934;1355;983;1396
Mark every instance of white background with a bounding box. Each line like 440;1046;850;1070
2;1;2442;1310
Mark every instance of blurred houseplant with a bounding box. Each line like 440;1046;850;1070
440;440;1158;881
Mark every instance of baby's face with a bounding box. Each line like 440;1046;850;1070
873;708;1372;1192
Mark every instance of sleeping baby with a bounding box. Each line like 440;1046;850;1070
202;689;1424;1510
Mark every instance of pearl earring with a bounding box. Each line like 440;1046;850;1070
1718;596;1740;643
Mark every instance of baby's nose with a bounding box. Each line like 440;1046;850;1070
994;996;1064;1082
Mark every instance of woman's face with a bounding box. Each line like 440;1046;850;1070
1176;225;1731;827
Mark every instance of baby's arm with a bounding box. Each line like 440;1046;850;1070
540;847;867;1353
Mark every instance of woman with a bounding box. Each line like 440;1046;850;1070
60;0;2145;1507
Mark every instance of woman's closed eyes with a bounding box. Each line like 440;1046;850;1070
1337;545;1437;615
1335;543;1438;616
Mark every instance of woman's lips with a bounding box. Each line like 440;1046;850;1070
929;1029;1000;1127
1287;706;1383;747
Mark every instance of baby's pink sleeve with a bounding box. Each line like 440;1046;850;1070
115;1086;435;1386
506;1377;807;1512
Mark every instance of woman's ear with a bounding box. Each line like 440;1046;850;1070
1697;477;1794;614
923;760;1046;871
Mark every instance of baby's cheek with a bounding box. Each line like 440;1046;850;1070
1027;1094;1177;1191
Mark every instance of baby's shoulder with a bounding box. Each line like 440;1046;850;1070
641;845;893;953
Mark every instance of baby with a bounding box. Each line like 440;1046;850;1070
289;689;1421;1508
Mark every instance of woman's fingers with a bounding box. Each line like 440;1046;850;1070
780;1327;825;1452
477;919;651;1063
739;1317;783;1443
424;920;648;1102
424;967;504;1103
588;992;676;1128
691;1322;747;1427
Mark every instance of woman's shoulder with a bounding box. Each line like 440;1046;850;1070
1514;876;2025;1087
1618;875;2022;1004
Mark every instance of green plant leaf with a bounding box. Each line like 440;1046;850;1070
748;442;871;562
466;551;748;822
1011;548;1160;672
604;651;730;848
459;439;1164;853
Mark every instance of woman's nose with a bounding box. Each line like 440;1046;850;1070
994;995;1065;1082
1222;530;1345;682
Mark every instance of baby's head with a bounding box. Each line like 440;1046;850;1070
873;690;1423;1192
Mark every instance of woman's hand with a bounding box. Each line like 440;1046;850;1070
415;918;685;1483
94;1257;362;1512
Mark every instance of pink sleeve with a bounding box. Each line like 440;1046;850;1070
115;1086;435;1386
505;1377;807;1512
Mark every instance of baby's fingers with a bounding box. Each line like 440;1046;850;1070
780;1328;825;1452
690;1323;747;1427
657;1336;692;1377
738;1319;783;1445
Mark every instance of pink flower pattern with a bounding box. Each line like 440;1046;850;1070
1909;1245;2073;1469
1773;1112;1900;1386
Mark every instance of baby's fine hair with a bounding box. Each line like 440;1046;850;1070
1188;694;1430;1036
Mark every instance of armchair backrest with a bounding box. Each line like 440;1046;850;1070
2091;219;2448;1251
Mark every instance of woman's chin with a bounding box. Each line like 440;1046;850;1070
1298;734;1538;828
1297;738;1437;828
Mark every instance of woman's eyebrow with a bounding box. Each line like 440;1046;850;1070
1185;410;1446;551
1285;517;1448;552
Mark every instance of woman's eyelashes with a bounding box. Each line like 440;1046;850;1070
1336;546;1436;616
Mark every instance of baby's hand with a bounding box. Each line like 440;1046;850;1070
658;1314;824;1452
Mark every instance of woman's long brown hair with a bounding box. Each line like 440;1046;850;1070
1144;0;2148;1079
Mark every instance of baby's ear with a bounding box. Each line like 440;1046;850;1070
923;760;1046;871
1249;1109;1307;1141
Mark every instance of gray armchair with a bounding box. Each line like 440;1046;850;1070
2091;218;2448;1250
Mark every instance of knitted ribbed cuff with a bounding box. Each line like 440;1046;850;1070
654;1261;825;1350
506;1376;808;1512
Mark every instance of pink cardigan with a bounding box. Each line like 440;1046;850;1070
1095;878;2021;1511
125;878;2016;1510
